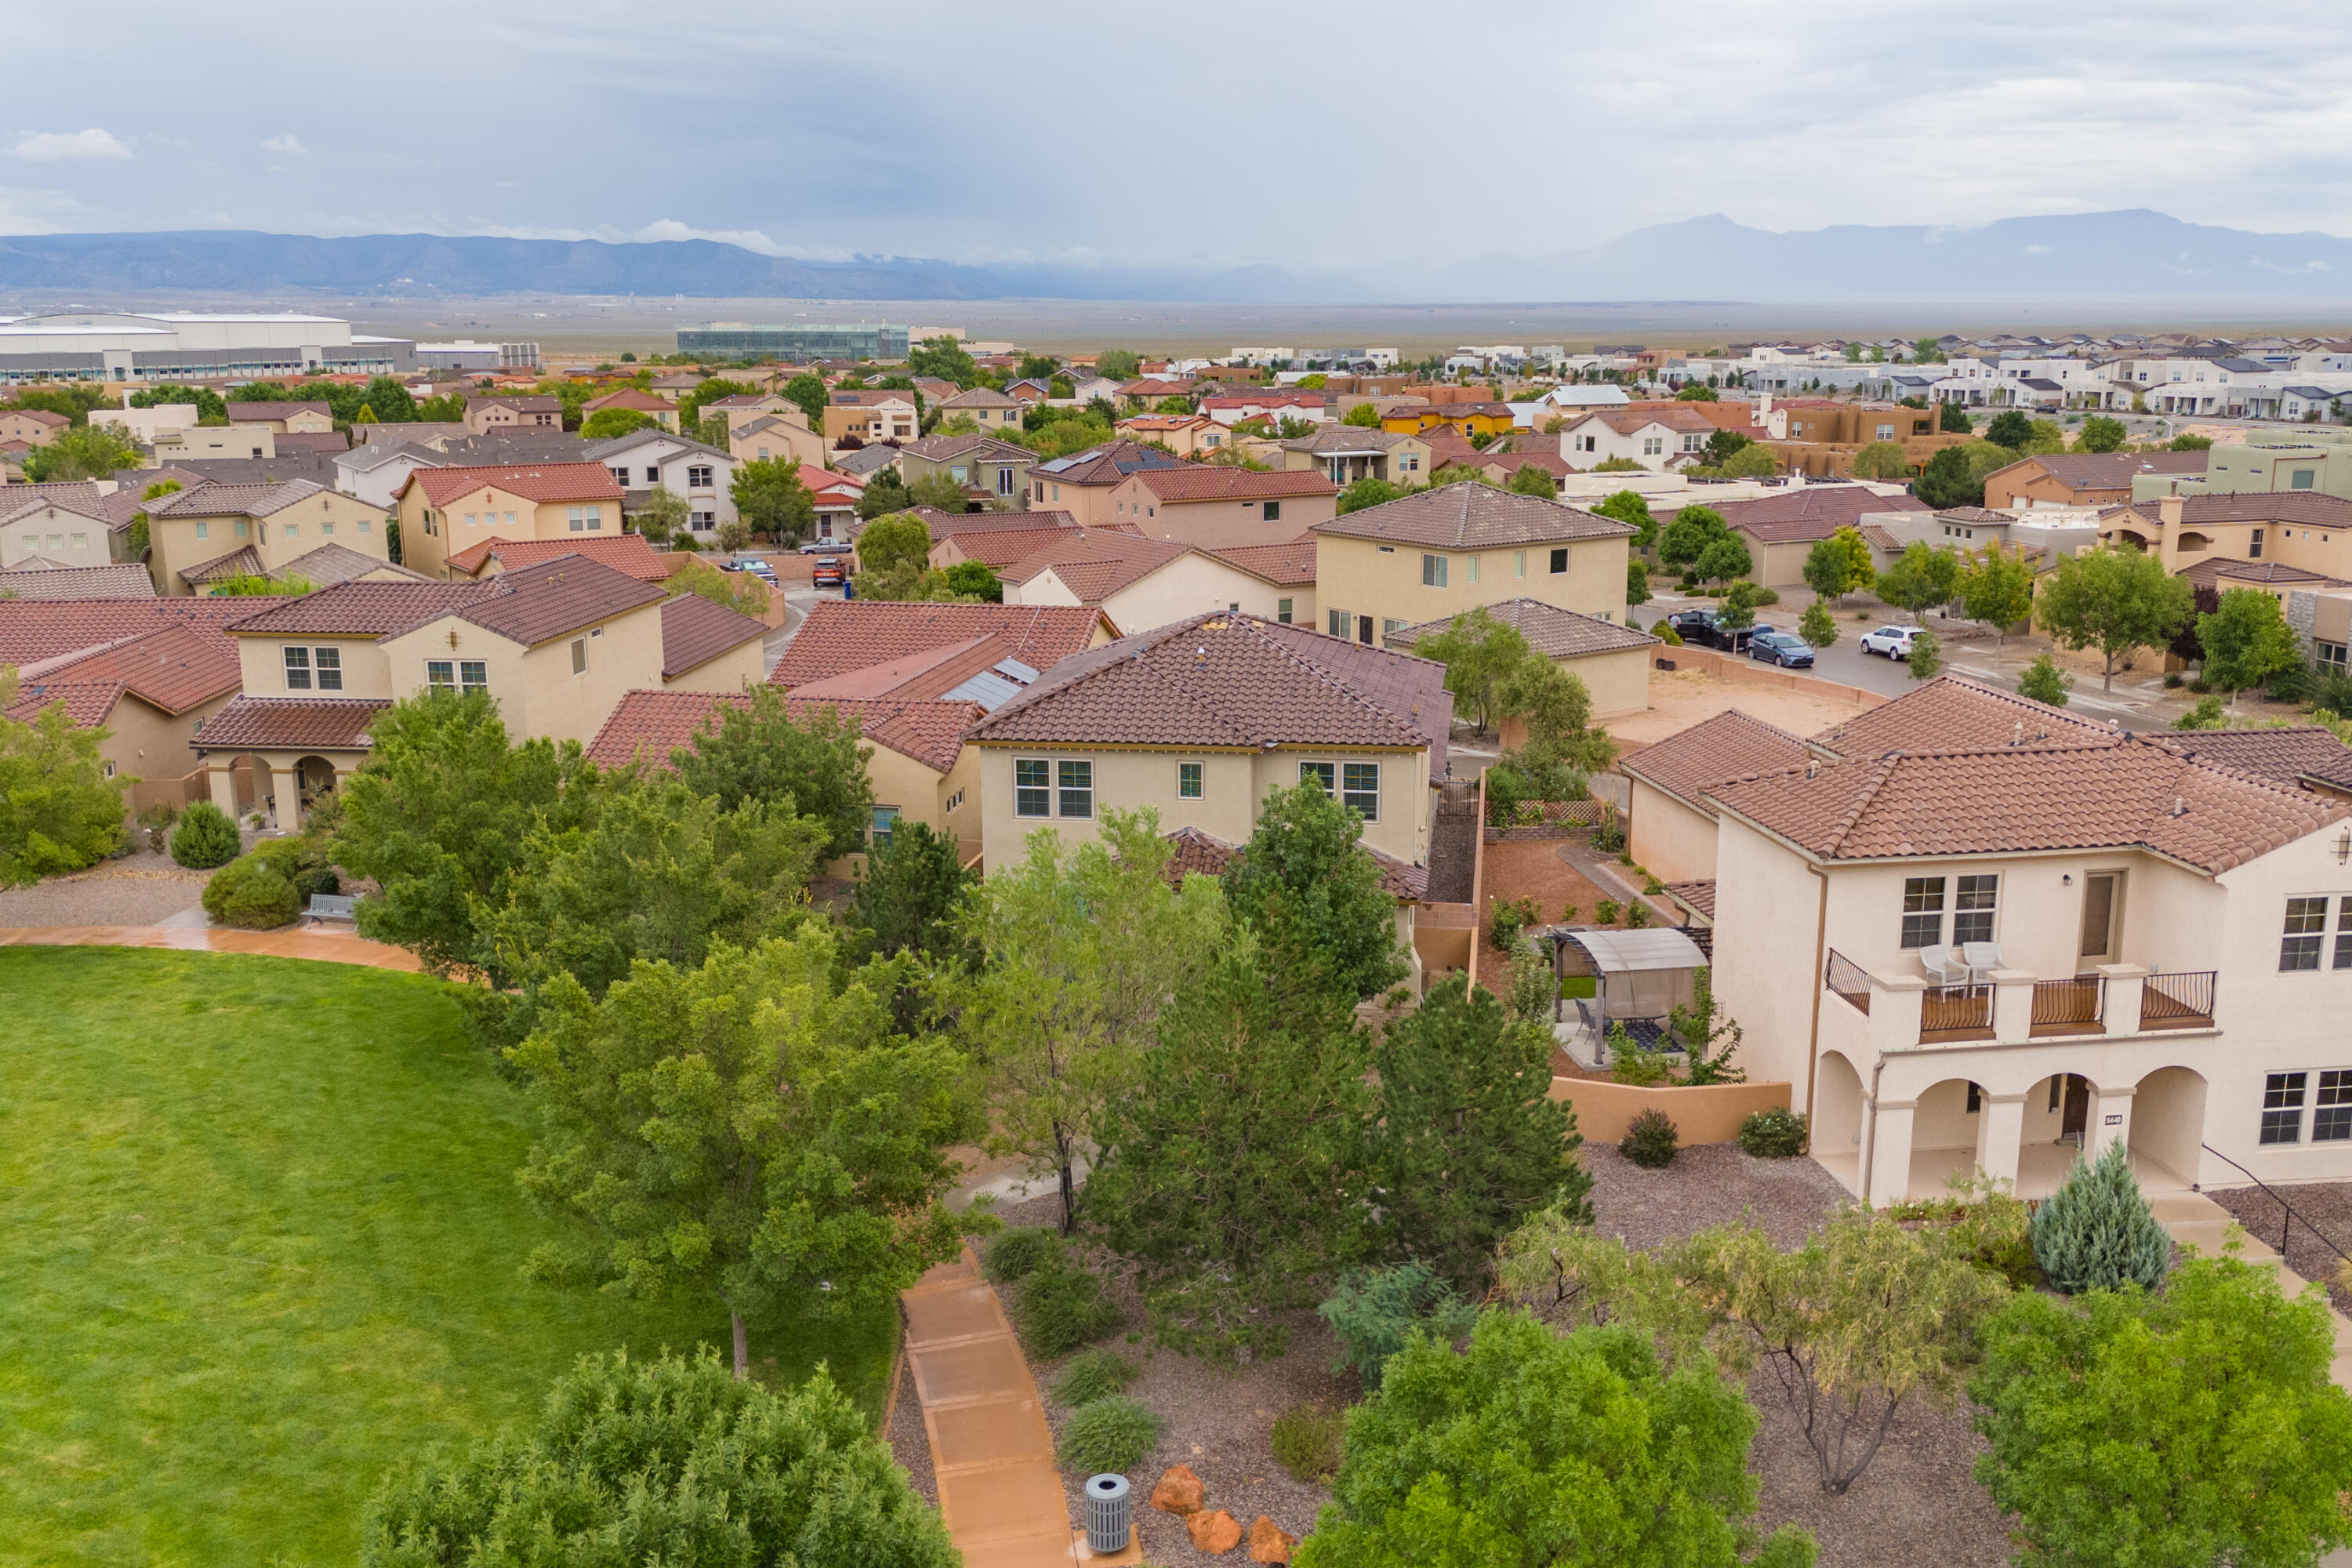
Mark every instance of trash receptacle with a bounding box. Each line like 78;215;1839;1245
1084;1473;1131;1554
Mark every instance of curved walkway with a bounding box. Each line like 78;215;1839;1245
0;924;423;971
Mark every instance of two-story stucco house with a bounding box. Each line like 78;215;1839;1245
394;462;628;579
582;427;739;535
144;479;396;595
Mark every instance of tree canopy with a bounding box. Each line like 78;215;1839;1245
668;683;875;860
2036;545;2196;691
0;699;125;887
1876;540;1963;621
2199;586;2303;702
1221;778;1410;1006
1916;444;1984;509
1849;440;1912;480
731;456;816;544
1413;607;1532;734
1802;526;1876;602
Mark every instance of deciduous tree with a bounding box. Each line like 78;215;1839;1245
1507;462;1556;496
0;699;125;886
1917;443;1984;508
730;455;816;544
780;371;829;428
1592;487;1657;550
1094;348;1142;382
1720;443;1781;478
848;818;977;970
631;483;690;545
2019;654;2074;706
1223;779;1410;1005
2199;585;2304;706
668;683;875;860
1802;526;1876;603
1986;410;2034;449
23;422;140;482
2076;415;2127;452
1876;540;1963;622
2036;545;2196;691
1413;607;1531;734
1959;539;2038;662
579;407;655;441
1849;439;1911;480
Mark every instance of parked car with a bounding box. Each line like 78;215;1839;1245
799;538;844;554
811;557;844;587
1664;608;1751;652
1748;628;1816;668
1860;624;1920;659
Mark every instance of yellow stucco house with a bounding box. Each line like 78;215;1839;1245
144;479;395;596
394;461;630;579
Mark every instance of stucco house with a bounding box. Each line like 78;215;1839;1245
895;434;1034;510
1103;466;1338;550
1027;441;1190;525
1385;596;1655;720
1276;424;1433;488
3;619;245;812
582;428;738;535
1000;528;1317;633
0;483;128;570
581;387;681;432
826;390;919;444
393;462;628;579
144;479;394;596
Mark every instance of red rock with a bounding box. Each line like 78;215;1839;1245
1249;1514;1296;1563
1188;1508;1243;1554
1151;1463;1204;1515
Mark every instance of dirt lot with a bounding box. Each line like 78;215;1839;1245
1478;837;1617;931
1610;665;1878;750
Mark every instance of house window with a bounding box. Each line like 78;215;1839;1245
1381;618;1409;640
2251;528;2265;559
1343;762;1380;820
570;637;587;674
1642;437;1663;456
870;806;899;848
1550;548;1568;574
568;506;586;532
1515;550;1526;579
237;520;250;537
1421;554;1447;587
285;523;299;539
1467;555;1479;584
1299;761;1336;793
426;659;453;691
2318;1071;2352;1142
194;521;209;540
2319;641;2347;675
2262;1071;2309;1144
1900;876;1947;949
314;647;342;691
1058;760;1093;818
466;513;478;529
321;521;335;537
997;466;1015;496
1965;1081;1982;1113
283;646;312;689
609;466;630;485
1327;608;1348;638
1178;762;1203;799
1952;874;1998;945
1277;597;1294;624
1263;501;1280;522
2293;469;2317;490
644;466;660;483
2282;895;2330;970
505;513;517;528
459;660;486;692
1015;759;1051;817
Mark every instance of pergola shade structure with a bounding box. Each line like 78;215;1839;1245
1549;926;1708;1066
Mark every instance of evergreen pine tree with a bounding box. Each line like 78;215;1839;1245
2030;1138;2170;1294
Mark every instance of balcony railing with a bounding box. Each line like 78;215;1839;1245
2138;971;2216;1031
2030;975;2105;1036
1825;948;1871;1014
1919;983;1994;1043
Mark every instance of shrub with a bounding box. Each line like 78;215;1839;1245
1650;620;1684;646
1737;1107;1807;1158
1593;897;1621;926
2030;1140;2170;1294
2018;654;2074;708
1053;1394;1163;1473
170;800;240;869
1270;1403;1345;1484
1945;1174;2041;1290
1014;1254;1121;1357
201;852;301;929
982;1225;1062;1284
2162;670;2185;688
1051;1348;1138;1406
1488;894;1541;951
2269;661;2319;704
1621;1109;1680;1169
292;866;340;899
136;801;179;855
1624;899;1652;928
1318;1261;1478;1388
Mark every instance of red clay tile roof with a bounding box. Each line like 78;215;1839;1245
585;687;980;775
1313;481;1635;549
1385;597;1655;660
660;592;767;677
2107;491;2352;530
768;601;1112;689
180;545;268;586
404;462;626;506
13;622;241;715
0;563;155;601
1812;674;2117;757
5;678;125;728
1160;823;1428;901
1697;485;1928;533
1621;710;1817;812
1708;732;2345;875
445;532;678;582
969;612;1449;756
0;597;281;666
1995;450;2208;492
938;523;1143;571
226;580;492;637
194;695;389;752
1123;466;1337;503
787;634;1013;703
147;479;332;519
1664;879;1716;920
2151;726;2352;793
583;389;672;412
1209;538;1317;586
1000;532;1192;601
446;557;669;647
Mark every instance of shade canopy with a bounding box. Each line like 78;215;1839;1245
1552;927;1707;974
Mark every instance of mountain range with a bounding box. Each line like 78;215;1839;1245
2;211;2350;304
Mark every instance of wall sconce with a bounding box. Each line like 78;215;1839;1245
2062;873;2073;886
2338;827;2350;865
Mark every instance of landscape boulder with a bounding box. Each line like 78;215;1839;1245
1187;1508;1243;1555
1248;1515;1296;1563
1151;1463;1204;1515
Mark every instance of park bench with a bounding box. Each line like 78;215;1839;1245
303;894;358;927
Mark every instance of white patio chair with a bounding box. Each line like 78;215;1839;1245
1960;941;2004;982
1918;943;1967;987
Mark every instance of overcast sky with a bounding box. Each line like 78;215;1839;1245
7;2;2351;269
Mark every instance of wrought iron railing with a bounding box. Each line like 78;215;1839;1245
2139;971;2216;1030
2030;975;2105;1035
1824;949;1871;1014
2201;1143;2352;1267
1919;983;1994;1040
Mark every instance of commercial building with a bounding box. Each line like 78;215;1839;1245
676;321;911;360
0;311;414;384
416;341;542;372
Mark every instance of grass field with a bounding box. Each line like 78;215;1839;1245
0;948;898;1567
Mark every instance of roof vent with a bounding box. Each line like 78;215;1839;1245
2172;795;2187;817
1805;760;1819;780
2013;720;2024;746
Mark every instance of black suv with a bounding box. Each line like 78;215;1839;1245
1665;608;1751;652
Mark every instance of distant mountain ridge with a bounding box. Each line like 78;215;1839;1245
2;212;2350;304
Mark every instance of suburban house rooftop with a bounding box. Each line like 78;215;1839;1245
1312;481;1635;549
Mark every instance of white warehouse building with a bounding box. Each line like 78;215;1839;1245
0;311;415;385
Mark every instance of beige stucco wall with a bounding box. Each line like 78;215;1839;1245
153;426;275;462
1568;645;1652;719
235;635;398;700
973;743;1428;873
376;600;662;744
1031;478;1120;527
152;489;389;595
733;419;827;470
662;637;764;693
1108;477;1336;550
74;688;235;793
1;503;112;568
398;483;611;578
1011;552;1308;636
1626;778;1721;886
1315;531;1631;648
1546;1076;1791;1143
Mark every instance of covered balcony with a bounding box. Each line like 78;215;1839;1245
1823;949;2214;1054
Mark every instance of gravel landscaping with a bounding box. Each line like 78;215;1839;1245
2206;1181;2352;1312
0;850;210;927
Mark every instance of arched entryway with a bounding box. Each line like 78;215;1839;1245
295;755;339;818
1909;1077;1986;1196
2129;1066;2208;1192
1813;1051;1865;1193
2017;1073;2096;1196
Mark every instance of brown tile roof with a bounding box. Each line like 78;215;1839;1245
829;388;917;407
2105;492;2352;532
786;635;1020;706
2176;557;2350;591
180;545;267;586
768;601;1112;689
1124;466;1337;504
445;557;670;647
1278;425;1417;456
660;592;767;677
0;597;281;666
1209;538;1317;586
226;580;492;637
938;523;1143;571
1032;441;1188;488
13;621;241;715
273;430;352;454
1813;674;2117;757
194;695;390;753
916;506;1081;537
5;679;125;728
444;532;677;582
585;687;980;775
0;480;118;527
468;395;563;414
405;462;625;506
1664;879;1716;920
1385;597;1655;661
1000;532;1192;602
1696;485;1928;535
583;389;672;412
1313;481;1635;550
2151;726;2352;793
227;401;331;421
1160;824;1428;901
1708;731;2344;875
0;563;155;601
898;433;1033;463
2000;450;2208;492
1621;710;1817;812
147;479;332;519
969;612;1449;758
1566;406;1728;436
278;542;423;588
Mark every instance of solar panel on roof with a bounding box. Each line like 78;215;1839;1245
993;658;1039;684
942;670;1024;710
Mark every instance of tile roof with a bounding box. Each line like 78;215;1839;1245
0;562;155;601
967;612;1449;759
147;478;331;519
278;542;424;587
939;522;1142;571
225;579;492;637
1000;531;1192;601
227;401;331;421
2003;450;2209;490
1620;710;1816;812
2177;557;2350;591
659;592;768;678
579;428;728;462
585;688;981;775
405;462;626;506
1209;538;1317;586
1812;673;2118;757
1708;732;2344;875
273;430;351;454
916;506;1080;536
13;620;241;715
1160;824;1428;901
938;387;1019;408
1697;485;1928;534
768;601;1112;689
2151;726;2352;793
444;532;678;582
1313;481;1634;549
0;480;117;527
5;679;125;728
1123;466;1337;504
898;434;1032;463
0;597;281;666
194;695;390;753
583;388;672;412
1384;597;1656;661
786;634;1015;704
1664;879;1716;920
1032;441;1186;485
444;557;670;647
469;395;563;413
179;545;268;586
1566;406;1728;436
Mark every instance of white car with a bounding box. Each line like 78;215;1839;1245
1860;625;1920;659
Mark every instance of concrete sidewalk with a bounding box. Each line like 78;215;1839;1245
902;1247;1076;1568
0;923;423;971
2151;1189;2352;1388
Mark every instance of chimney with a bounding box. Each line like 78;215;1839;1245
2158;494;2184;529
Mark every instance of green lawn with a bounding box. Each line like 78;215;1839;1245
0;948;897;1567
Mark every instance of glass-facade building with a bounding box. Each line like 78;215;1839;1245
676;322;910;361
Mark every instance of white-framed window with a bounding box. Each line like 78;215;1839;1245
1343;761;1380;820
1900;876;1946;949
1421;554;1447;587
1059;760;1093;818
284;523;298;540
1952;874;1998;945
1015;759;1051;817
1381;617;1409;640
2263;1071;2309;1144
359;519;372;535
1327;608;1348;637
313;647;342;691
2282;895;2332;970
870;806;900;848
1299;761;1336;793
1277;597;1294;624
1515;550;1526;579
1178;762;1203;799
1642;437;1663;456
194;521;209;540
283;645;311;689
237;519;251;538
997;467;1016;495
609;466;629;485
466;512;478;529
